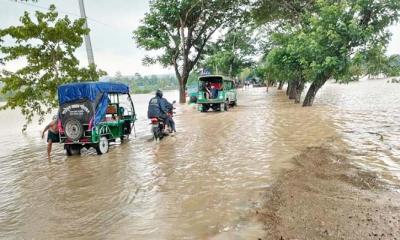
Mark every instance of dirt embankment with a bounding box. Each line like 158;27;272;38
257;140;400;240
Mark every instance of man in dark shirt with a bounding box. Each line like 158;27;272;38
147;90;173;132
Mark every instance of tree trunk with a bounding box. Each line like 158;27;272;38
179;83;186;103
289;80;297;100
278;81;284;90
294;81;305;104
178;72;189;103
286;82;291;96
302;79;326;106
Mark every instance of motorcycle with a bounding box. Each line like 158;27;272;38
150;100;176;141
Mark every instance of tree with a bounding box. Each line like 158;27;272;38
264;31;307;103
385;54;400;77
202;27;256;77
252;0;315;25
256;0;400;106
363;45;389;78
134;0;248;103
299;0;400;106
0;5;106;126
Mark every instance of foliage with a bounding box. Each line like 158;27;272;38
385;54;400;77
255;0;400;106
110;72;179;94
252;0;315;25
0;5;106;125
133;0;249;102
201;27;256;77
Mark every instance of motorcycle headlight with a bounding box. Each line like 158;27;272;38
219;94;224;99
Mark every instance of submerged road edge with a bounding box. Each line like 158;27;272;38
256;138;400;240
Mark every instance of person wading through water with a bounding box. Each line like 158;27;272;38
42;115;59;159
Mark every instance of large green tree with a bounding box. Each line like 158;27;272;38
300;0;400;106
0;5;106;126
255;0;400;106
134;0;248;103
202;27;256;78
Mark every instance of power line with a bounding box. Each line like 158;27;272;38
3;0;114;28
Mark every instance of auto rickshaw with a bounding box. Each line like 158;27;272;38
196;75;237;112
57;82;136;155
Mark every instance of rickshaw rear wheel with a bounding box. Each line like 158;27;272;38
65;144;82;156
95;136;109;155
64;118;83;141
201;104;210;112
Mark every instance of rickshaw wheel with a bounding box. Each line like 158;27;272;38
201;104;210;112
65;145;72;156
95;137;109;155
65;144;81;156
64;118;83;141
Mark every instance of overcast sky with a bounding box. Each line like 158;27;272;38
0;0;399;77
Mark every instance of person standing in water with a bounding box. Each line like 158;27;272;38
42;115;59;159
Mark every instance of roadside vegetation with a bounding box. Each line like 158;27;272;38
109;72;179;94
0;5;105;125
253;0;400;106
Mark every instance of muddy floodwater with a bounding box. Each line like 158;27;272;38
0;79;399;239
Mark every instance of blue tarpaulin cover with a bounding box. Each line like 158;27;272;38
58;82;129;105
58;82;130;127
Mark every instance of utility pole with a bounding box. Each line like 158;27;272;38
78;0;95;66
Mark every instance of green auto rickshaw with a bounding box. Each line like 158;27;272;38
196;75;237;112
57;82;136;155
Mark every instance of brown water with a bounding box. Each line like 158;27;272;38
0;79;398;239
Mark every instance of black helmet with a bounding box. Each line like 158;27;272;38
156;89;163;98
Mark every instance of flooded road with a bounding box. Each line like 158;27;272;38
0;79;399;239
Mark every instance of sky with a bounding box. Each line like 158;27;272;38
0;0;399;77
0;0;175;76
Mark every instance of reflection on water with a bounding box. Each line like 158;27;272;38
0;80;398;239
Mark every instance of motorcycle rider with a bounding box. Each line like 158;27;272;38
164;99;176;133
147;90;173;133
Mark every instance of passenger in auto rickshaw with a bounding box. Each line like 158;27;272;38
204;82;212;99
210;82;222;99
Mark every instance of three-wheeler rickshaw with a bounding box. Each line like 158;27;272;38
57;82;136;155
196;75;237;112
